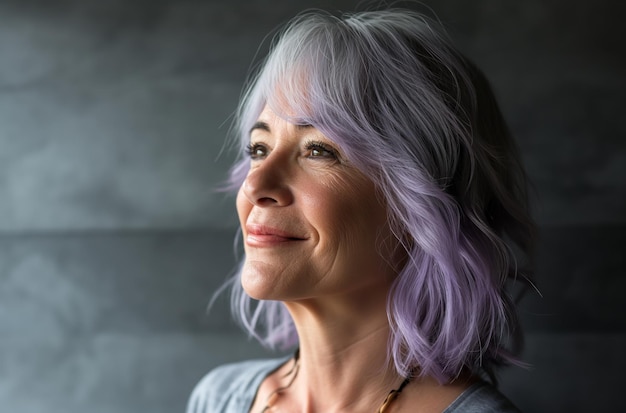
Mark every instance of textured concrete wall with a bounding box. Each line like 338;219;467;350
1;0;624;412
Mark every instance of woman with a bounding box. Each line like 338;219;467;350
188;7;535;413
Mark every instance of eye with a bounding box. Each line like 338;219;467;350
245;142;268;160
305;140;338;160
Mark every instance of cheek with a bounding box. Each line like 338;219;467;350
308;179;388;255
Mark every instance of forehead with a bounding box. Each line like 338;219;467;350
250;106;320;139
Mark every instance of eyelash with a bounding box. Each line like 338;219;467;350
245;142;267;160
245;140;339;160
304;140;338;159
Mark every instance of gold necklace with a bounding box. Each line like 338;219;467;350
261;350;413;413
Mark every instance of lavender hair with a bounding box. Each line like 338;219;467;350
222;9;536;383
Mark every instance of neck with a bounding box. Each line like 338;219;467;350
282;290;406;412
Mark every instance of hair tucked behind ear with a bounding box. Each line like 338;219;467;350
222;8;536;383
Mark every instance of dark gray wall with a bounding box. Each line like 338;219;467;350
1;1;624;412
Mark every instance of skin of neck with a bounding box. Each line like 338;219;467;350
282;285;406;412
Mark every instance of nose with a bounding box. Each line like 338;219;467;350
241;160;294;207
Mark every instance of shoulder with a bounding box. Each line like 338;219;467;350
186;357;288;413
444;381;522;413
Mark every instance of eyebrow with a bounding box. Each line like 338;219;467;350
249;120;313;135
249;121;270;135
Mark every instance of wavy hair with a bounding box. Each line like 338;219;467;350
221;8;536;383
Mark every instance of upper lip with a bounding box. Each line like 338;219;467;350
246;223;306;240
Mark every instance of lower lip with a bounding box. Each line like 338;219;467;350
246;234;303;247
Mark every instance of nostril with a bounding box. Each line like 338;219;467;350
257;196;278;206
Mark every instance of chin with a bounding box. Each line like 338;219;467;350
240;261;285;300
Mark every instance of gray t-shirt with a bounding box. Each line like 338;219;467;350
187;358;522;413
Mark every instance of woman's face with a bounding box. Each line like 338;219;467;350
237;106;400;302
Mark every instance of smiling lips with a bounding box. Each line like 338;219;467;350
245;224;306;247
